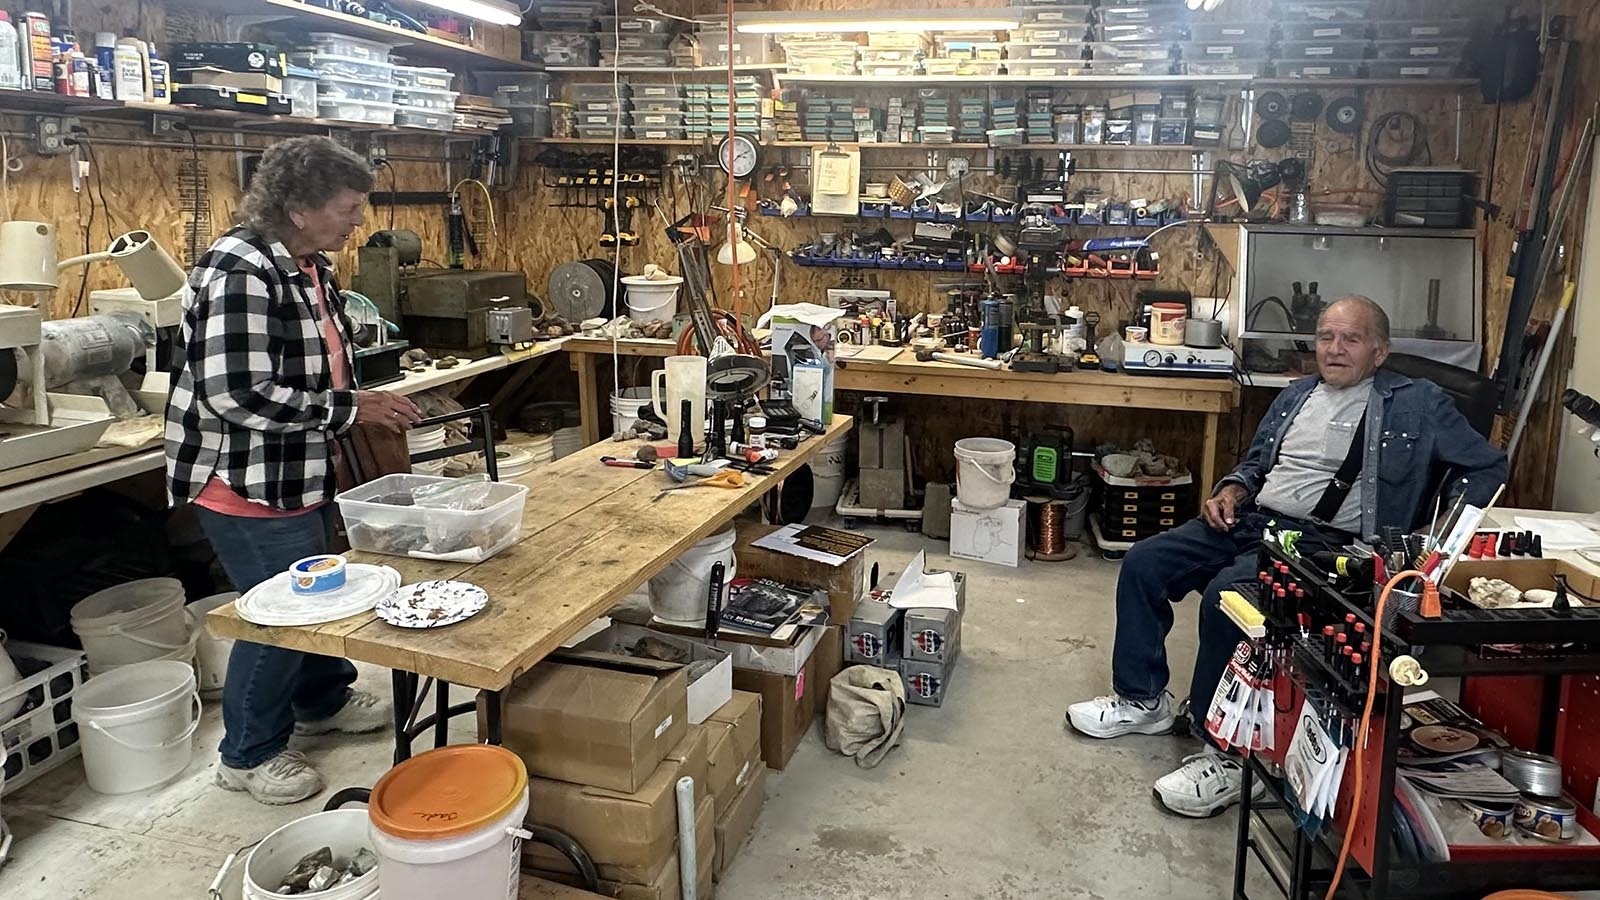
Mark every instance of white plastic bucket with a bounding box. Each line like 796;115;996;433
193;592;239;698
649;526;737;627
70;578;190;673
954;438;1017;510
610;385;654;436
244;809;378;900
622;275;683;324
71;660;200;794
810;436;848;510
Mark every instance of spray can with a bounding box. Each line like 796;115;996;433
979;297;1003;360
20;11;50;91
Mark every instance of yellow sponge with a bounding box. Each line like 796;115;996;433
1220;590;1265;636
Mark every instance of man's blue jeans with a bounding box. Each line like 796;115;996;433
1111;512;1276;737
196;505;356;768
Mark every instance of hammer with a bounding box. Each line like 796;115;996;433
914;348;1004;371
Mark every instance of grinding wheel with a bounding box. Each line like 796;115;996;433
1290;92;1324;121
546;258;618;322
1254;91;1288;120
1325;96;1364;134
1256;118;1292;149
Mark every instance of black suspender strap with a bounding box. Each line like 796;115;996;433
1309;415;1367;524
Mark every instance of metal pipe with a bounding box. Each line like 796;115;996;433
675;776;697;900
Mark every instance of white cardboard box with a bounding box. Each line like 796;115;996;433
949;498;1025;568
575;622;734;725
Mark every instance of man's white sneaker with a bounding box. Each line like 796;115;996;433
214;750;323;805
1065;693;1176;738
294;689;391;737
1153;746;1265;818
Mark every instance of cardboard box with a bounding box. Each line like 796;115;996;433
734;523;865;624
813;624;844;715
704;691;762;816
771;314;834;423
903;607;962;665
733;644;820;769
529;796;714;900
520;875;612;899
713;764;769;880
496;656;688;793
845;594;903;666
1441;557;1600;600
709;623;824;677
523;730;707;875
175;66;283;93
576;623;732;726
900;657;955;707
950;498;1025;568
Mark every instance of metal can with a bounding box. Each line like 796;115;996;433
1514;793;1577;843
1463;800;1514;838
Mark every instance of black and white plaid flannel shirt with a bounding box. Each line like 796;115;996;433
165;226;358;511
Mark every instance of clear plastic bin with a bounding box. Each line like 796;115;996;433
1099;23;1185;42
1011;24;1092;42
477;70;555;103
396;109;454;131
524;31;597;65
1371;38;1469;60
1097;5;1179;25
1272;58;1365;78
1279;21;1368;41
393;66;455;91
296;53;394;84
698;35;777;66
578;99;627;112
306;31;393;62
633;110;686;126
1087;58;1177;74
1090;41;1174;61
1366;59;1462;79
317;76;395;104
632;127;687;140
1007;61;1088;76
601;50;674;67
1278;39;1371;59
1181;40;1271;60
337;474;528;564
1186;58;1266;76
630;83;682;98
597;15;672;33
570;82;633;99
1277;1;1371;23
316;98;398;124
578;112;629;126
1375;20;1473;40
1186;21;1275;42
598;31;674;51
1013;5;1094;24
1005;41;1080;59
575;123;629;138
393;86;458;111
631;98;685;112
283;69;318;119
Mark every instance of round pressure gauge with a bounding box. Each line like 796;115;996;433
716;134;760;179
1143;349;1164;368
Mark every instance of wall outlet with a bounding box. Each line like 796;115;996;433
151;114;182;137
33;116;77;155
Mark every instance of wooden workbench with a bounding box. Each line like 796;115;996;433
564;337;1239;497
207;414;853;692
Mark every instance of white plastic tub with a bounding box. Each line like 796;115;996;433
318;98;398;125
244;809;378;900
954;438;1016;510
622;275;682;323
650;526;737;628
71;660;200;794
337;474;528;563
610;385;653;435
192;592;238;698
70;578;189;673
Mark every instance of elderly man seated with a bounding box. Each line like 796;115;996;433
1067;295;1506;817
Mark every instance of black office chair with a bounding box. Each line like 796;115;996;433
1381;353;1497;530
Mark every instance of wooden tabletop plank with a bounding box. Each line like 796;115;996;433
207;416;853;689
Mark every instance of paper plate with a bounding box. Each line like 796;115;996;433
235;564;401;627
376;580;489;629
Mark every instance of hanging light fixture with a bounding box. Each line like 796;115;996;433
736;9;1020;34
406;0;523;27
717;222;757;266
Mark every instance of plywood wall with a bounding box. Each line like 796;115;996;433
4;0;1595;501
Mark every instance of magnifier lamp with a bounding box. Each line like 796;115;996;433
0;222;187;307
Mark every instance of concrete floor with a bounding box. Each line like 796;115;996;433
1;523;1248;900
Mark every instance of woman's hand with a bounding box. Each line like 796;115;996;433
353;391;424;431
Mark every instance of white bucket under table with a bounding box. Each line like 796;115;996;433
649;526;737;628
70;578;190;673
810;436;848;509
71;659;200;794
954;438;1017;509
192;592;239;697
610;385;654;435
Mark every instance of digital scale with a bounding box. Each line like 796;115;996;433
1121;340;1235;378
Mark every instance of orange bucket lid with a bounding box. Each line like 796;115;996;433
369;745;527;841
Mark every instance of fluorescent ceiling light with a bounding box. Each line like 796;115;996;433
413;0;523;27
735;10;1020;34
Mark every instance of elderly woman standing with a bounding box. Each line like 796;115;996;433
166;136;422;804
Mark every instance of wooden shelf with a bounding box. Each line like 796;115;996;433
547;64;785;75
1252;77;1479;89
532;137;1202;151
216;0;538;71
774;73;1253;87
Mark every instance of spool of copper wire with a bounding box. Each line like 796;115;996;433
1028;496;1077;561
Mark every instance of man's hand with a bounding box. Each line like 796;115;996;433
354;390;423;432
1204;484;1248;532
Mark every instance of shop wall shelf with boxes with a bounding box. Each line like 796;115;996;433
213;0;535;70
1231;541;1600;900
1217;224;1482;386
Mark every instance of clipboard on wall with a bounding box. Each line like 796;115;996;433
809;142;860;216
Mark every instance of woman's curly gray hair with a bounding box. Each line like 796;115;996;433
239;136;374;241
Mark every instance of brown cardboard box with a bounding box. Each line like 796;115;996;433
704;692;762;816
496;655;688;792
735;523;865;624
521;876;612;899
713;764;769;880
528;796;714;900
732;646;820;770
813;624;844;715
522;728;707;873
1442;557;1600;600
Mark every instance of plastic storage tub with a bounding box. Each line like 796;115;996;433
396;109;454;131
598;31;673;51
1181;40;1271;59
1272;58;1365;78
1367;59;1461;78
569;82;631;100
632;110;686;127
1013;23;1092;43
630;82;681;98
601;50;673;67
597;15;671;33
1087;58;1176;74
1371;38;1468;60
1186;21;1275;42
393;87;458;111
631;98;684;112
297;53;394;84
317;98;398;124
1016;5;1093;23
317;76;395;104
1090;41;1175;61
1007;61;1088;77
1186;58;1266;75
337;474;529;563
283;66;318;118
1004;41;1082;59
393;66;454;91
1278;39;1371;59
632;127;687;140
475;70;554;103
524;31;597;65
306;31;393;62
1277;1;1371;22
1375;20;1473;40
509;105;551;136
1099;23;1185;42
1279;21;1368;41
1097;4;1180;25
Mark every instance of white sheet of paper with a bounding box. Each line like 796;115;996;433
887;550;958;610
1513;515;1600;551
